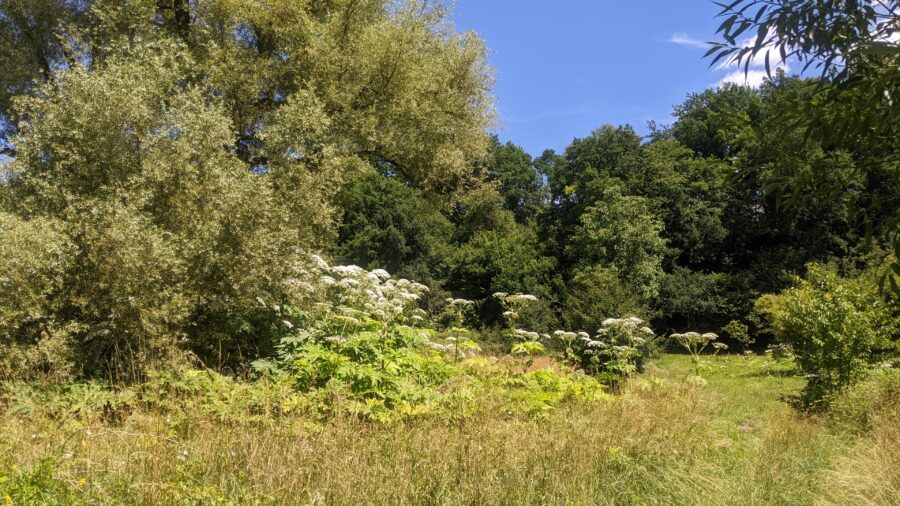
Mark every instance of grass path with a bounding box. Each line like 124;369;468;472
645;354;851;505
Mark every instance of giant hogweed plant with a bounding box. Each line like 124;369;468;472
494;292;547;372
442;298;481;361
253;256;606;420
253;255;456;419
670;331;727;381
553;317;658;385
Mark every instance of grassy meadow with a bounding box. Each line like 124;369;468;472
2;354;897;505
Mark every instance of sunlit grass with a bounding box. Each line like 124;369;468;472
1;355;897;505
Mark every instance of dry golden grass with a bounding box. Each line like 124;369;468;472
1;355;898;505
1;381;713;504
819;402;900;506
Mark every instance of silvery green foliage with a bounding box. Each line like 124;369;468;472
1;42;290;376
0;0;496;378
0;213;75;380
0;214;71;337
0;0;495;188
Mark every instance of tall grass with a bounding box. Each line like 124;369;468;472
1;355;898;505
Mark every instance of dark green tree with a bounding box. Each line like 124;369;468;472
708;0;900;293
484;136;544;222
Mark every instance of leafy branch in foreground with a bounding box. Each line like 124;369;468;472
707;0;900;294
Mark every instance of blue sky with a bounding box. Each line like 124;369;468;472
452;1;780;156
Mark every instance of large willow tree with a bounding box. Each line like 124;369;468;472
0;0;494;378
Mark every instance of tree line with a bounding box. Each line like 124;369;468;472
0;0;896;381
334;75;896;345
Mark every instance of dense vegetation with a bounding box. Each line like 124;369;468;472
0;0;898;504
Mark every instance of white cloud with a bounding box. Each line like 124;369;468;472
715;36;790;87
669;32;708;49
716;57;790;87
718;69;771;87
671;28;796;88
710;31;791;87
714;32;785;70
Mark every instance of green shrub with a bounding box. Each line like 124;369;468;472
254;260;457;420
0;214;74;381
562;265;649;332
499;368;607;415
756;263;898;410
253;260;609;421
827;368;900;433
0;460;87;505
722;319;753;352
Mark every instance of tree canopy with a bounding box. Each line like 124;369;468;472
0;0;896;379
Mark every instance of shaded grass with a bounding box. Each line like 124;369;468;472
1;355;897;505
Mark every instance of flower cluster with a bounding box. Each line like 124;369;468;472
552;316;658;382
493;292;538;329
439;297;480;359
670;331;728;376
281;253;429;329
493;292;545;370
670;331;726;358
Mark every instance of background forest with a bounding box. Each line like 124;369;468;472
2;1;896;378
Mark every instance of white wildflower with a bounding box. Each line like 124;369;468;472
324;335;348;345
311;254;329;270
371;268;391;280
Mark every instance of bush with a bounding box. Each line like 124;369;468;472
756;263;898;410
0;460;87;506
253;259;452;420
250;259;609;421
827;368;900;433
722;319;753;352
0;214;74;381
